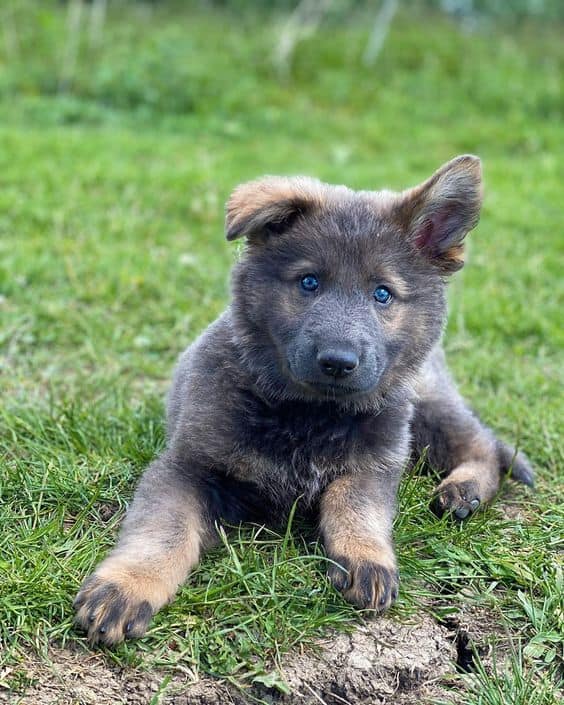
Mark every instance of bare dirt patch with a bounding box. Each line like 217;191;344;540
1;613;471;705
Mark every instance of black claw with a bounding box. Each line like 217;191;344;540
88;615;96;623
327;555;352;591
470;498;480;511
99;626;106;634
124;602;154;639
103;593;128;628
328;566;351;591
360;564;397;610
455;506;470;520
357;564;377;607
137;602;153;620
430;494;447;518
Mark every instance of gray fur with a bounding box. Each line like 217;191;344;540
74;155;533;645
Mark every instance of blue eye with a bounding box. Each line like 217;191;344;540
373;286;392;304
300;274;319;292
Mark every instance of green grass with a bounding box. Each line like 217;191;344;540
0;1;563;702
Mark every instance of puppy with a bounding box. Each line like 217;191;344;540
74;155;533;645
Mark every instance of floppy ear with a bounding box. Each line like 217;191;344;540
394;155;483;272
225;176;323;241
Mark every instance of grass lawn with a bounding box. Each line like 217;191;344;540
0;2;562;703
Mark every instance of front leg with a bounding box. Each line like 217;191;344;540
74;453;214;645
320;469;401;612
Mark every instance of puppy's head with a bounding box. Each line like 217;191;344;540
227;156;482;409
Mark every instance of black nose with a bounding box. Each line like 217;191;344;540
317;349;359;378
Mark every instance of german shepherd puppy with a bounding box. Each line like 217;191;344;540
74;155;533;645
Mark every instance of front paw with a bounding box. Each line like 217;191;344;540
74;568;155;645
327;548;399;612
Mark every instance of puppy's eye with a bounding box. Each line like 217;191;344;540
300;274;319;292
373;286;392;304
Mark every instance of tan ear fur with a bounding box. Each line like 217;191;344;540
225;176;324;241
394;155;483;272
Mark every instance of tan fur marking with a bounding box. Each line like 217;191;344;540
75;561;179;645
374;268;411;299
380;301;411;336
449;432;497;471
327;535;397;572
397;155;483;223
390;155;482;271
225;176;326;240
436;460;500;504
321;475;394;543
75;495;205;644
443;243;466;264
321;475;397;610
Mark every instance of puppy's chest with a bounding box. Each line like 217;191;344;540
232;396;377;505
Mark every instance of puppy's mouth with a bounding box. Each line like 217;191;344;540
300;380;369;398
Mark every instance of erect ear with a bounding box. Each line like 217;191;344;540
393;155;483;272
225;176;323;241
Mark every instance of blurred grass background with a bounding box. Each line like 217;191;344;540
0;1;563;702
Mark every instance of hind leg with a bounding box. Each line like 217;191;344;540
431;434;534;518
428;412;501;520
412;350;505;520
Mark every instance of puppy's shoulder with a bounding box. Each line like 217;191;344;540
174;310;235;379
166;309;239;439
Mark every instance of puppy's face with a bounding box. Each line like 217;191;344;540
228;156;482;408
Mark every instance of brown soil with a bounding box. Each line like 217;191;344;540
1;612;477;705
